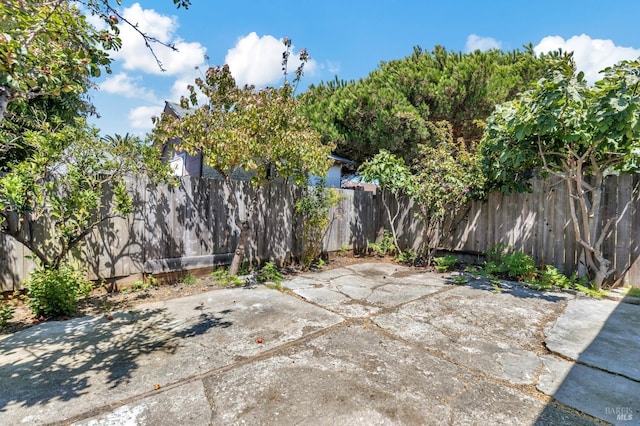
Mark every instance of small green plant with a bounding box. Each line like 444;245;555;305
211;269;244;287
257;262;283;288
622;287;640;298
337;244;350;257
482;245;536;281
182;273;197;286
128;280;149;292
368;230;396;256
574;281;608;298
527;265;573;290
238;262;254;276
26;265;93;317
453;275;469;285
0;293;18;329
295;181;341;270
395;249;418;265
432;255;458;272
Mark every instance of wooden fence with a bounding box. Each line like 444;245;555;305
378;174;640;287
0;178;377;291
1;174;639;291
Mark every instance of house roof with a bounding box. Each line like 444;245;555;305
328;153;355;164
165;101;191;118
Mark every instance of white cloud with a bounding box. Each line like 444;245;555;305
534;34;640;84
129;105;164;132
465;34;502;52
100;73;158;102
111;3;207;76
327;60;341;75
225;32;318;87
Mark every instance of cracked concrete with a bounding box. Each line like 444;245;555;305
1;263;638;425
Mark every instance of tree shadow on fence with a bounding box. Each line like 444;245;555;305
0;305;232;413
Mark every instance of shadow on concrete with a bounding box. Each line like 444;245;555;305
446;276;567;303
536;292;640;425
0;305;232;412
533;294;640;425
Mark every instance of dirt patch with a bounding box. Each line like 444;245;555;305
1;253;405;337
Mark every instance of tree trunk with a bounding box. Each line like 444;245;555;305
229;220;250;276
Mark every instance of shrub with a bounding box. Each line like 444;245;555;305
257;262;283;287
432;255;458;272
295;182;341;270
528;265;573;290
482;245;536;281
0;294;17;329
26;265;92;317
211;269;244;287
395;249;419;265
182;273;196;286
368;230;396;256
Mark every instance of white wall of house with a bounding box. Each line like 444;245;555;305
309;164;342;188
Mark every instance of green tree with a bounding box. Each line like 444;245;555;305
151;42;333;275
479;57;640;288
412;121;485;263
0;124;170;270
0;0;190;169
301;45;550;164
359;150;416;252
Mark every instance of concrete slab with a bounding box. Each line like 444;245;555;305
73;380;211;426
545;298;640;381
203;326;472;425
373;283;568;385
0;287;342;425
537;355;640;425
0;263;632;426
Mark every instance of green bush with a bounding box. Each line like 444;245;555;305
432;255;458;272
528;265;573;290
211;269;244;287
257;262;283;286
0;294;17;329
369;230;396;256
395;249;418;265
182;273;196;286
26;265;92;317
482;245;536;280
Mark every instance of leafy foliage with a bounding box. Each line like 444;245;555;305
257;262;284;287
432;255;459;273
480;56;640;287
359;150;416;252
211;269;244;287
0;293;17;329
412;121;485;262
300;45;551;164
151;42;333;275
395;249;419;265
295;182;341;269
368;230;396;256
0;125;170;269
26;264;92;317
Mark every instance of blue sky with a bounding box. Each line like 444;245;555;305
88;0;640;137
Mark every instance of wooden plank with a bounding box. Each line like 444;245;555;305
542;180;556;268
624;175;640;287
562;177;577;276
553;179;568;273
614;175;633;283
600;176;618;283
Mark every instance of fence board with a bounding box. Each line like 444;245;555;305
601;176;618;283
